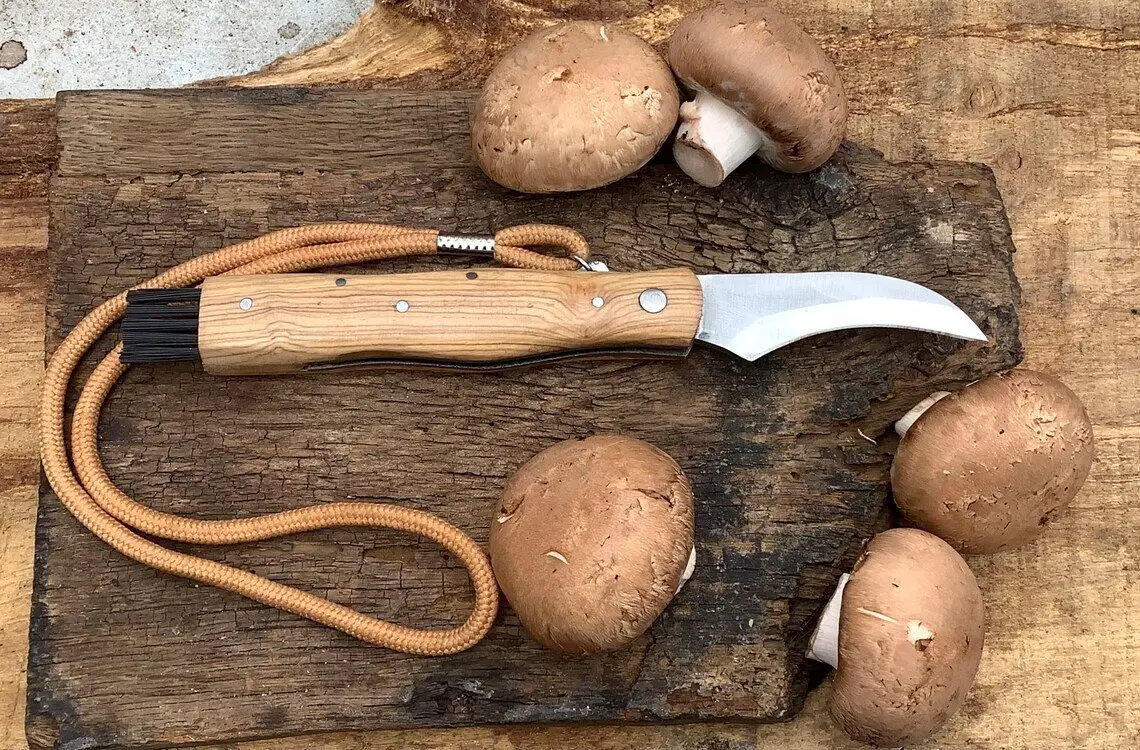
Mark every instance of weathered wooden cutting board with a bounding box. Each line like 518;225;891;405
28;88;1020;749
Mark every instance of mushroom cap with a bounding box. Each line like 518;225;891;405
668;1;847;172
471;21;680;193
892;369;1095;554
489;435;695;654
831;528;985;746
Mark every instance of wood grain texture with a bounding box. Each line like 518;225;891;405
0;100;55;197
0;98;53;750
56;88;474;177
2;1;1138;749
26;88;1019;749
196;269;704;374
211;4;458;88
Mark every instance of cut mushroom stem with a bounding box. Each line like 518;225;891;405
675;546;698;594
806;572;849;668
674;89;773;187
894;391;951;438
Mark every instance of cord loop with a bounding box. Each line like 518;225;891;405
39;222;590;655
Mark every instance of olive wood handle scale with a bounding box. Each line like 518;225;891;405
197;269;704;375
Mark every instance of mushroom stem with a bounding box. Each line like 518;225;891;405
673;89;774;187
895;392;951;438
806;572;850;669
675;546;697;594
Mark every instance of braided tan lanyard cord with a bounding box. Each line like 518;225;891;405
39;223;589;655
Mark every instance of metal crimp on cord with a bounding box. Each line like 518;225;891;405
436;234;496;257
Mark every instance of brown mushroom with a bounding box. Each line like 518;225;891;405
807;528;985;746
892;369;1095;554
489;435;695;654
471;21;680;193
668;2;847;185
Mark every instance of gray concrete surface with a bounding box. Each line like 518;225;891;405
0;1;372;98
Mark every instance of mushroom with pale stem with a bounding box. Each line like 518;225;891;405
807;528;985;746
892;369;1095;554
667;1;848;186
489;435;696;654
471;21;680;194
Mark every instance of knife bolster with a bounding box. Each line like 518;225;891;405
197;269;704;375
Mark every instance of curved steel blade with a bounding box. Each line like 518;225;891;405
695;272;987;362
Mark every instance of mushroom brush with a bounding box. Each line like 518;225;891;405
806;529;985;746
471;21;680;193
892;369;1095;554
488;436;696;654
668;1;848;186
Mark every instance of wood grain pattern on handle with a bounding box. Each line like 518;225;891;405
197;269;704;375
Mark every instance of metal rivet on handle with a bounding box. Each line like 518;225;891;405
639;288;668;313
239;297;253;311
592;296;605;308
395;300;410;313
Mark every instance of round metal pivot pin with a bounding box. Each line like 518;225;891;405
639;288;668;313
395;300;410;313
239;297;253;311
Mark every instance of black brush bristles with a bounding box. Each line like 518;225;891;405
120;288;203;364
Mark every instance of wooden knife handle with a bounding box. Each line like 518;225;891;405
197;269;704;375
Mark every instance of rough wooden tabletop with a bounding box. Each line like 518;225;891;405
1;1;1137;748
